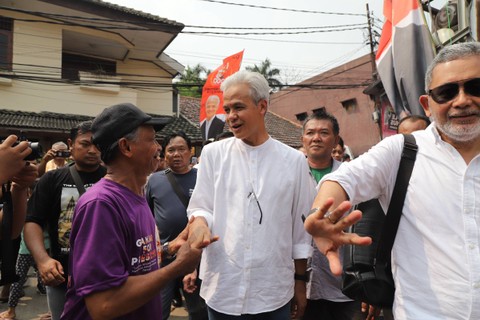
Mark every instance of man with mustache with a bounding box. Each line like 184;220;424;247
305;42;480;319
146;131;207;320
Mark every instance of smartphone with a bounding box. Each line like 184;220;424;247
55;150;71;158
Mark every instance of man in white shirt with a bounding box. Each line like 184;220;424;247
187;70;316;319
304;42;480;319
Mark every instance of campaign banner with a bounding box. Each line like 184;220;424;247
200;50;244;140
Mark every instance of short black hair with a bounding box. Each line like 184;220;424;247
302;109;340;136
70;121;93;142
162;131;192;152
397;115;431;133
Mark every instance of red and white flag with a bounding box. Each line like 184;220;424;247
200;50;244;140
376;0;435;117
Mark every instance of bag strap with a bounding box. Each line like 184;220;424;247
69;164;86;196
375;134;417;264
165;169;189;208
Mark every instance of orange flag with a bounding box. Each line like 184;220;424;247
200;50;244;140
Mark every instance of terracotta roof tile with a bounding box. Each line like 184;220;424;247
0;109;202;141
0;109;92;132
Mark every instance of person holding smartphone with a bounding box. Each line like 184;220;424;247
38;141;70;177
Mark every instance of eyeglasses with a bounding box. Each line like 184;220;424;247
248;190;263;224
428;78;480;104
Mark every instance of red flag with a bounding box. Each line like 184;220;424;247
376;0;435;117
200;50;244;140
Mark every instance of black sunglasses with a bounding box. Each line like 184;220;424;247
428;78;480;104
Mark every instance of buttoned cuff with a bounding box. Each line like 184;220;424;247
190;210;213;230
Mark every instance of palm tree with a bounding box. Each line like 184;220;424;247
245;58;283;91
175;64;209;98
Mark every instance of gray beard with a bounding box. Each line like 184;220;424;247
432;114;480;143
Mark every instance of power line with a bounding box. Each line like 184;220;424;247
196;0;366;16
0;72;370;90
182;26;366;36
1;6;368;31
1;5;377;85
7;15;366;36
298;44;369;80
185;23;366;30
179;32;364;44
270;59;373;102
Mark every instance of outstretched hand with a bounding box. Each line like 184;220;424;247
304;198;372;275
187;216;219;249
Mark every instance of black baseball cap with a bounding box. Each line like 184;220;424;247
92;103;170;158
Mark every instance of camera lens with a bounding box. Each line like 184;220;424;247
26;142;43;161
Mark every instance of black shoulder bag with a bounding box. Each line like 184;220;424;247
69;164;86;195
342;134;417;307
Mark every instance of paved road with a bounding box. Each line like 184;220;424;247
0;275;49;320
0;271;188;320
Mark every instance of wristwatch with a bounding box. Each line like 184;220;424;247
162;241;176;259
294;272;310;282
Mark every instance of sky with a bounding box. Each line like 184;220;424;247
105;1;385;83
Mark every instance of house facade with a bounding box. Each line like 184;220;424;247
0;0;185;146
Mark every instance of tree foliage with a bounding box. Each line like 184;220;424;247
245;58;283;91
175;64;209;98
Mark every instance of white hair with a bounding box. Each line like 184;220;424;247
220;70;270;105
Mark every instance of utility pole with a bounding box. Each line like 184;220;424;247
366;3;383;140
366;3;377;80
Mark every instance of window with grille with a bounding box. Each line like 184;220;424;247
295;112;308;122
341;98;357;113
62;53;116;80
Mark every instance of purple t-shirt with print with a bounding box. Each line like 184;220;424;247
61;178;162;320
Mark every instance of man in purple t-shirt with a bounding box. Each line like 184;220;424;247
61;103;211;320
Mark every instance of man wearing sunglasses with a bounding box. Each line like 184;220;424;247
304;41;480;320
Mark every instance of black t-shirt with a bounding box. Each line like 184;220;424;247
26;164;106;272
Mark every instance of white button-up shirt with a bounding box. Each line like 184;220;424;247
188;137;316;315
322;125;480;319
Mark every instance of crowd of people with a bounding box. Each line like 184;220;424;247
0;41;478;320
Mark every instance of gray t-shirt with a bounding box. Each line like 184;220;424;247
145;169;197;244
